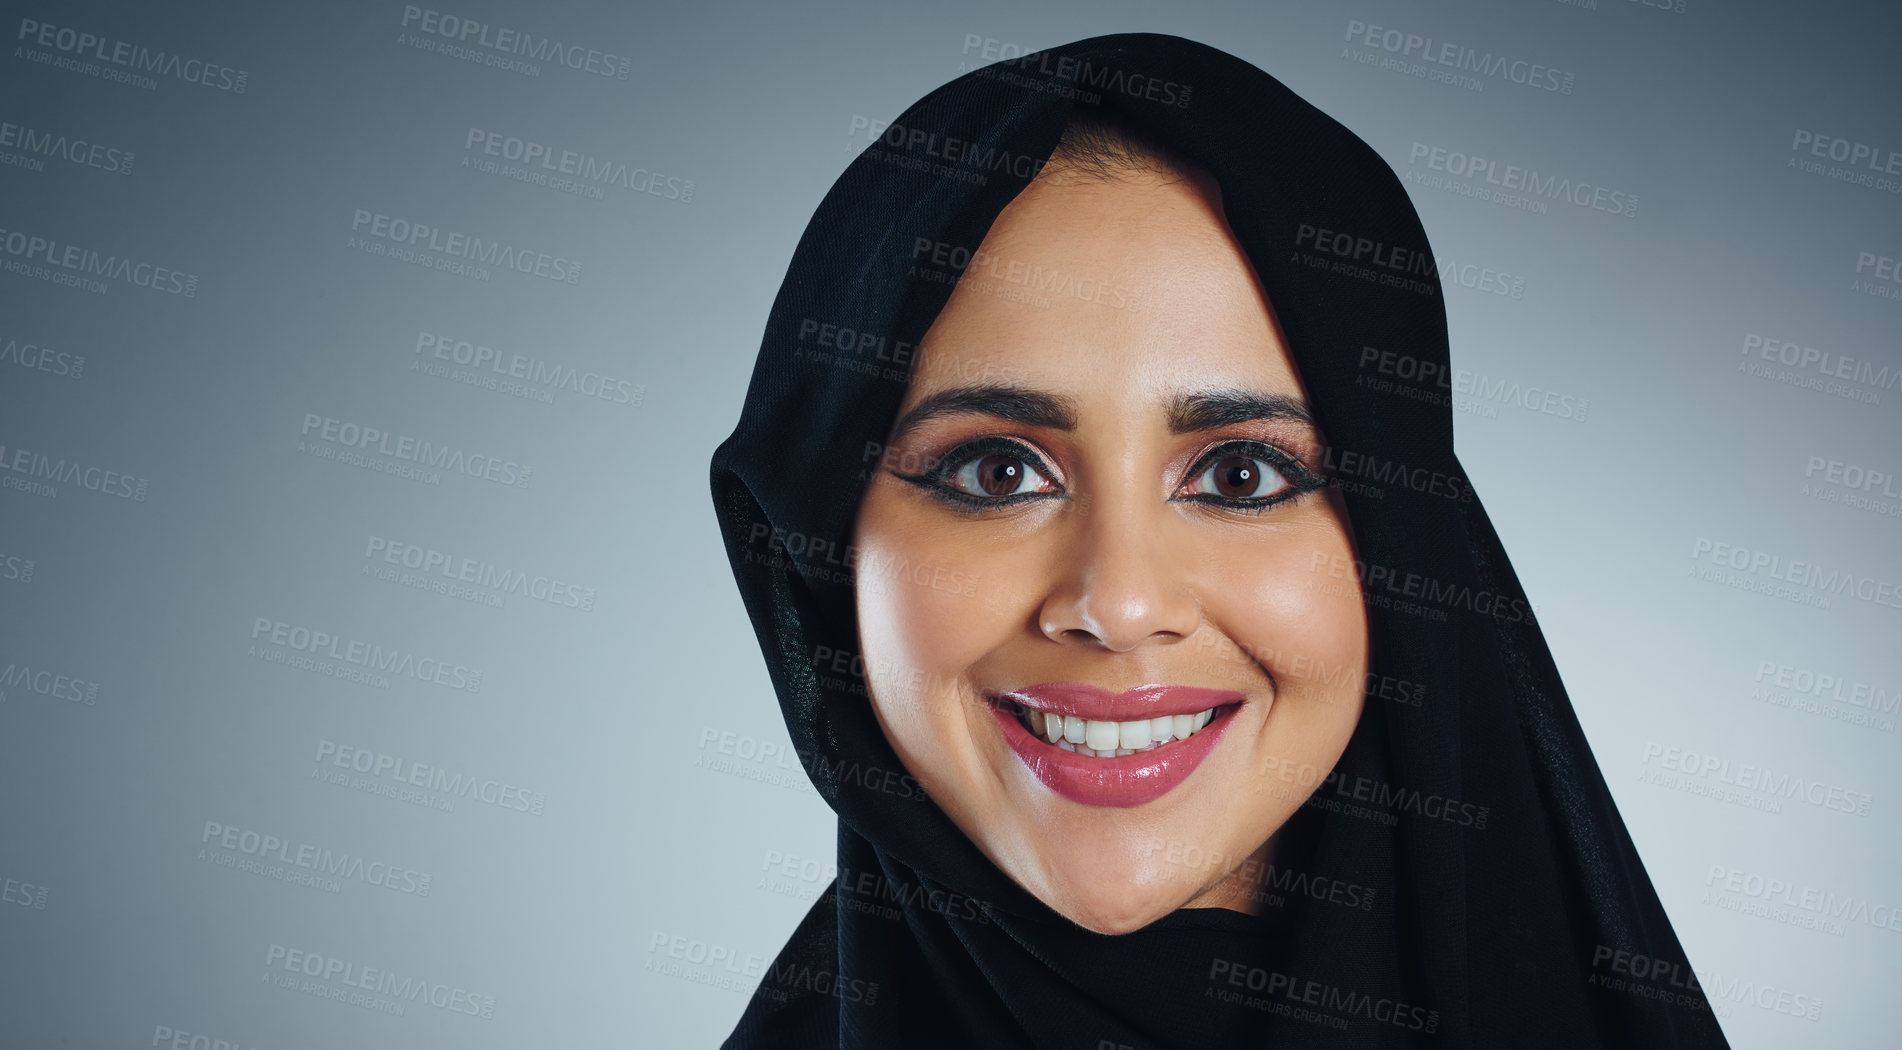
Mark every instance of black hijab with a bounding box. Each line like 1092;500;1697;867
708;33;1729;1050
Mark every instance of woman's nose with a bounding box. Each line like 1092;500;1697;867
1035;496;1202;652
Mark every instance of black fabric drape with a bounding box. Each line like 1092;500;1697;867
708;33;1728;1050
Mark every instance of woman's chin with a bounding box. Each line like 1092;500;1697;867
1036;881;1190;936
977;803;1251;935
1012;849;1210;935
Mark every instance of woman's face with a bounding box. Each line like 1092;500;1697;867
851;161;1368;935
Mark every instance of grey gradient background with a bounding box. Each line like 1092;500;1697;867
1;0;1898;1046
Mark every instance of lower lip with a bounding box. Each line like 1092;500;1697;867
988;702;1238;808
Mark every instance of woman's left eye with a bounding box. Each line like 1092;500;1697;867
1181;452;1290;501
947;453;1055;498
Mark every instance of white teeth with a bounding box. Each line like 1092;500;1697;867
1019;705;1221;758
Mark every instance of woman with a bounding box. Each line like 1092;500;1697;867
709;33;1728;1050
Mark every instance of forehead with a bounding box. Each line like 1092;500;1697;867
905;170;1305;407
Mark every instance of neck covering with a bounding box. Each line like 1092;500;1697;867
708;33;1729;1050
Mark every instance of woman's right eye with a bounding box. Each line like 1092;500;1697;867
944;452;1058;498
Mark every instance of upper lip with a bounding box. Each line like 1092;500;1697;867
990;683;1246;721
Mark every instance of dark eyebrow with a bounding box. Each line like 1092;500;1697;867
888;385;1078;444
886;384;1315;444
1168;389;1314;433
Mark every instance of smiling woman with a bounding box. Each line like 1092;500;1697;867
852;138;1369;935
709;33;1729;1050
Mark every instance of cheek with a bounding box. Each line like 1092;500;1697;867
1199;519;1368;703
853;495;1023;729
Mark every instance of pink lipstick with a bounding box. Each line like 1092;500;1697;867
987;684;1246;808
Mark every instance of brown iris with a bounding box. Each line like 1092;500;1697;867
1210;456;1262;498
974;455;1027;495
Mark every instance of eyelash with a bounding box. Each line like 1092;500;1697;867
1180;440;1327;514
892;437;1058;514
890;437;1326;515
